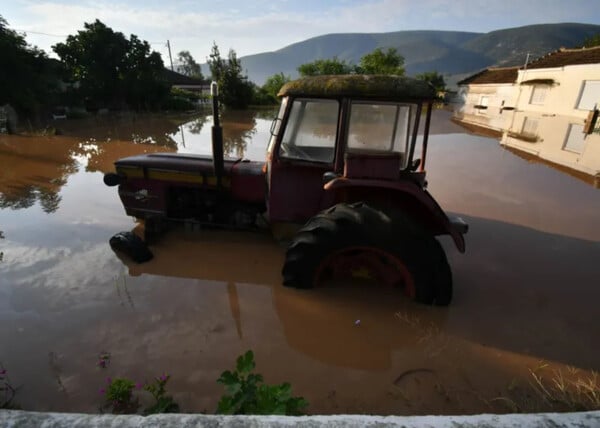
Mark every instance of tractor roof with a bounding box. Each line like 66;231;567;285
278;75;436;100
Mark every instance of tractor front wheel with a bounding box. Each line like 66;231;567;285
281;202;452;306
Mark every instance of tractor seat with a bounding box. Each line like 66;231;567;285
343;151;403;180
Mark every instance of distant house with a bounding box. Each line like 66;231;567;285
513;46;600;117
163;69;211;97
455;67;519;131
455;46;600;182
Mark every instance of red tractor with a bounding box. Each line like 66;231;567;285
104;75;467;305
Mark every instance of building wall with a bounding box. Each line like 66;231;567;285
455;63;600;180
515;63;600;118
455;84;516;131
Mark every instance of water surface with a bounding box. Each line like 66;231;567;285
0;109;598;414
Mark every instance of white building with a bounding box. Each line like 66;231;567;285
455;46;600;184
455;67;519;132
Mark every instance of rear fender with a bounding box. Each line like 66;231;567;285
324;177;466;252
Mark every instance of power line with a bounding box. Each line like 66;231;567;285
13;29;68;38
14;29;171;47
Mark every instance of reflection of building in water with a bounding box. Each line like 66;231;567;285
454;46;600;186
503;113;600;184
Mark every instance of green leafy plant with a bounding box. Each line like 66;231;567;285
101;377;139;414
143;374;180;414
216;350;308;415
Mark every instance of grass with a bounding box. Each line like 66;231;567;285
492;362;599;413
393;310;600;414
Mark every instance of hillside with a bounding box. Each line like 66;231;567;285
462;23;600;66
227;23;600;85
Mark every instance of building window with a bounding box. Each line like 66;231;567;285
576;80;600;110
347;102;411;153
475;95;489;115
279;98;338;163
563;124;586;154
522;117;539;137
529;86;548;105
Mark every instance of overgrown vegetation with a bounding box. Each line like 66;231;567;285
297;47;405;77
216;350;308;415
492;363;600;413
294;48;446;94
415;71;446;93
101;377;139;414
2;14;451;120
252;72;292;105
582;33;600;48
53;20;168;111
143;374;180;414
207;43;254;109
176;50;204;79
99;373;179;414
0;15;61;119
93;350;305;415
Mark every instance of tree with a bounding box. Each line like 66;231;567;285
296;48;405;78
357;47;404;75
207;43;253;109
297;58;354;76
53;20;168;110
0;15;60;120
176;50;203;79
582;33;600;48
122;35;169;109
208;42;226;82
262;72;291;100
415;71;446;92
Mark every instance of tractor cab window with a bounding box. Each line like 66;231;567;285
279;98;338;163
346;101;413;166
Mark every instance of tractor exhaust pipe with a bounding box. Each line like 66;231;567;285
211;81;224;187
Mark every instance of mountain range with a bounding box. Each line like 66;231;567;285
224;23;600;86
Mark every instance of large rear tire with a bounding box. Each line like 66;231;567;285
282;202;452;306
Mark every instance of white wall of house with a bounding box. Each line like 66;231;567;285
455;84;517;131
515;64;600;118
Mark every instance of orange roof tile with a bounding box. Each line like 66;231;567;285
525;46;600;69
458;67;519;85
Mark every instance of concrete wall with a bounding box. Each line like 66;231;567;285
1;410;600;428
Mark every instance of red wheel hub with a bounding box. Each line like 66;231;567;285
314;246;415;298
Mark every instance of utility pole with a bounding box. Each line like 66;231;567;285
166;40;174;71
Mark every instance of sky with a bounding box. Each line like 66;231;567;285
3;0;600;65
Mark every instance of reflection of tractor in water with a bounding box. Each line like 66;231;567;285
104;75;467;305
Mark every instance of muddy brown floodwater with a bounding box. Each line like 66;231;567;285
0;109;599;415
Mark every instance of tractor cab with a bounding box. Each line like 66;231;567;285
266;75;435;224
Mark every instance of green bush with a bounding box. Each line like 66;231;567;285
144;374;179;414
102;377;138;413
216;350;308;415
